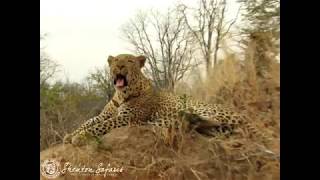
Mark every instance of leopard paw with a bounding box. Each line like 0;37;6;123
63;133;73;144
71;133;88;146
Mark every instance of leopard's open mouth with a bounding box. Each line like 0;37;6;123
114;74;128;88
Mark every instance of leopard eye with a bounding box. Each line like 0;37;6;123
127;60;134;63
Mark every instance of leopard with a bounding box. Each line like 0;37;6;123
63;54;270;146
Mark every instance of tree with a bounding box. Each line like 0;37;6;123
237;0;279;55
178;0;240;74
40;35;59;88
238;0;279;39
121;8;198;91
86;66;115;101
238;0;280;78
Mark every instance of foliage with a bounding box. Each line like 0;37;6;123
238;0;280;37
40;65;114;150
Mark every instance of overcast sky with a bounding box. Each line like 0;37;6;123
40;0;240;83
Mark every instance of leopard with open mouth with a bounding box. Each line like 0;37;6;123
63;54;270;146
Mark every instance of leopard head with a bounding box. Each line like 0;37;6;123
108;54;148;98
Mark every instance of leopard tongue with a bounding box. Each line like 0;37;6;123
116;79;124;87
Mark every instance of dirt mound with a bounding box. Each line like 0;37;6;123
40;126;279;180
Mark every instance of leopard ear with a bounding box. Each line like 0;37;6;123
136;55;146;68
108;56;114;65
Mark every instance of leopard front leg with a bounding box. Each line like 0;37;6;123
63;100;118;144
63;116;105;144
70;114;132;146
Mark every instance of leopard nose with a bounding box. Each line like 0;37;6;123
118;65;125;70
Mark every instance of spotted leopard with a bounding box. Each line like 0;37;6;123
63;54;270;146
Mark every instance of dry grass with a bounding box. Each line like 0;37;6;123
41;125;279;180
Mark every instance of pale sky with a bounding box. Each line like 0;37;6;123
40;0;240;83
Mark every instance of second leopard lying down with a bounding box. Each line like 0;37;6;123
64;54;270;146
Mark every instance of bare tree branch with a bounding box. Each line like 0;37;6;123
121;8;197;90
178;0;239;74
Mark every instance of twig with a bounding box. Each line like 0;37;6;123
190;167;202;180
